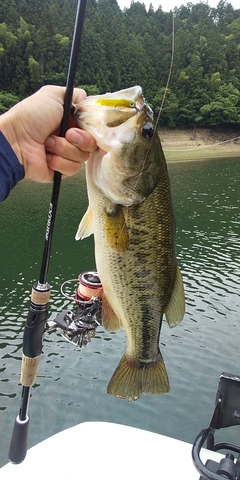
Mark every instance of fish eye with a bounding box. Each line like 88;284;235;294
142;124;154;140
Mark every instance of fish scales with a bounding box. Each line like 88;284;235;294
74;86;185;401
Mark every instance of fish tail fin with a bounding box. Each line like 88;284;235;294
107;351;169;401
141;352;170;396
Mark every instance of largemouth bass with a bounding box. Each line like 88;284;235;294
74;85;185;401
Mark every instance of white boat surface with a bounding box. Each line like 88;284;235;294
1;421;223;479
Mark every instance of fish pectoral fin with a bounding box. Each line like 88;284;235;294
107;352;170;402
75;206;93;240
104;204;129;252
165;264;185;328
102;294;122;332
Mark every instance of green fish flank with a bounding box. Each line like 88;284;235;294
74;86;185;401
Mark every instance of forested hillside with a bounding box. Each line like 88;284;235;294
1;0;240;127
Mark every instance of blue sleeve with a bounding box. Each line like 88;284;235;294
0;131;25;202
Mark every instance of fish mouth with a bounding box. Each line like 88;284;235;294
74;85;152;130
96;87;151;128
96;87;144;126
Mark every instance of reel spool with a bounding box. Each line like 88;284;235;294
76;271;103;305
47;271;103;348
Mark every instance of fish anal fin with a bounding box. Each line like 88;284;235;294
75;207;93;240
165;264;185;328
107;352;170;402
104;204;129;252
102;294;122;332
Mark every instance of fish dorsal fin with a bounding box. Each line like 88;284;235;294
102;293;122;332
165;264;185;328
75;206;93;240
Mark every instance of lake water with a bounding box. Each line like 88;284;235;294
0;157;240;467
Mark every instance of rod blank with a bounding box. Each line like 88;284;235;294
8;0;87;464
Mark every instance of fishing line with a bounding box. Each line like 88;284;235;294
155;13;239;156
111;12;176;255
164;135;240;152
155;12;175;128
60;278;79;302
60;278;95;304
127;11;175;203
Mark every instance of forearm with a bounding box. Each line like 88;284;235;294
0;131;25;202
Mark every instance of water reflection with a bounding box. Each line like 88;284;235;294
0;158;240;466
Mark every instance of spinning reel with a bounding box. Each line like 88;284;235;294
46;271;102;348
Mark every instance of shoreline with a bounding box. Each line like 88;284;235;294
159;126;240;162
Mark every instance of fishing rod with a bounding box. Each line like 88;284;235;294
8;0;87;464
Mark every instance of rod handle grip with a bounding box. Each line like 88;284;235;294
8;415;30;464
21;354;41;387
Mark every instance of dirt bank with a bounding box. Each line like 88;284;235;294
159;126;240;162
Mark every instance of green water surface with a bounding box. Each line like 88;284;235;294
0;157;239;467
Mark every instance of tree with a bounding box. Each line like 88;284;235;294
200;83;240;124
0;0;239;127
28;55;41;91
0;90;20;114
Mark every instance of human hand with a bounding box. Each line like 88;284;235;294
0;85;97;182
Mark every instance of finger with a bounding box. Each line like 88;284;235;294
46;153;82;177
40;85;86;108
65;128;97;152
72;88;87;105
45;135;91;163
